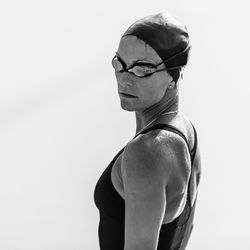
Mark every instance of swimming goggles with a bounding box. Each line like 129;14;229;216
112;45;190;78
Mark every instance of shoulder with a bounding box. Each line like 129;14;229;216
121;129;191;190
124;129;191;167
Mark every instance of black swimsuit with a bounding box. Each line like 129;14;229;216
94;123;198;250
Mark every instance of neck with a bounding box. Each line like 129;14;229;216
135;94;179;134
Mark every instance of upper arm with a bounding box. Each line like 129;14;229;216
121;132;190;250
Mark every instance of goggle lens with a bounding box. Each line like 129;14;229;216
112;57;124;71
112;57;157;77
130;66;156;77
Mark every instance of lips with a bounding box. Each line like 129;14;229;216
119;92;137;98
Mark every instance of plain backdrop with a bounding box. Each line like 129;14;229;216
0;0;250;249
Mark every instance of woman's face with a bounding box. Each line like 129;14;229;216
114;35;173;112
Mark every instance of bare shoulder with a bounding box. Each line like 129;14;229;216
121;129;191;194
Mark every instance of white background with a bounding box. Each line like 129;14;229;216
0;0;250;249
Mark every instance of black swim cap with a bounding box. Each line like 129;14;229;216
122;13;191;83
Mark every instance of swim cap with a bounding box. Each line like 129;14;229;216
122;13;191;83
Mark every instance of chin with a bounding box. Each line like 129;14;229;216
120;101;136;112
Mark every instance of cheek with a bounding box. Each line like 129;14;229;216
140;77;167;100
153;75;168;97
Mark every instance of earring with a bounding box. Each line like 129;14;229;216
169;85;173;89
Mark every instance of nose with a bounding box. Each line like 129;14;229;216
117;72;134;87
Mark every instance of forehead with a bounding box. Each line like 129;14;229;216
117;35;161;63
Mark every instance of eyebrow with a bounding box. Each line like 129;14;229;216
115;52;154;65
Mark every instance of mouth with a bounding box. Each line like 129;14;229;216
119;92;137;98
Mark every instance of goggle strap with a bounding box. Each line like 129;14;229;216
156;65;184;72
157;44;191;67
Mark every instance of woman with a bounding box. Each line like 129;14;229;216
94;12;201;250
